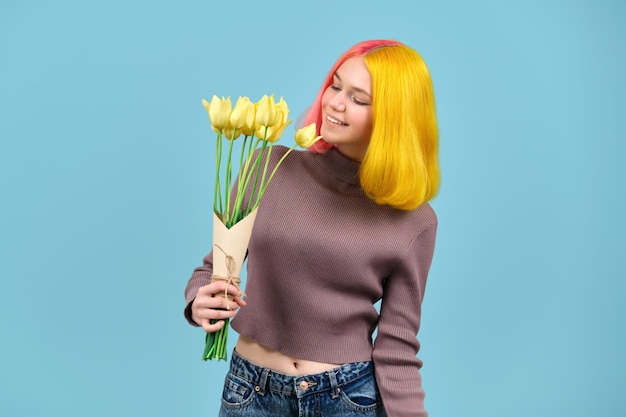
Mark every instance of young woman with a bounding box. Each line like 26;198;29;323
184;39;440;417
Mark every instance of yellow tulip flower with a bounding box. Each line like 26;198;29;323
201;98;216;132
275;97;289;126
230;96;255;132
256;97;292;142
264;119;293;143
295;123;322;148
239;97;256;136
203;95;232;131
254;125;270;141
255;95;277;127
222;128;241;140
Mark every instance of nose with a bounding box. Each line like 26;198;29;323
328;93;346;112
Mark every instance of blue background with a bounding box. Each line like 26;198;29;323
1;0;624;416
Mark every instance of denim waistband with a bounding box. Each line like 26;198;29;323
228;350;374;397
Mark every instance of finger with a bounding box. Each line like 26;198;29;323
207;293;245;311
197;282;229;297
195;293;233;309
197;283;219;296
192;293;243;319
226;284;244;298
199;282;244;299
196;306;237;321
201;319;225;333
233;297;247;307
224;298;245;311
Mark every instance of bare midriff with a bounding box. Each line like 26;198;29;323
235;335;341;376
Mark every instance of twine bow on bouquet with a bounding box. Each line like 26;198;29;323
200;94;321;361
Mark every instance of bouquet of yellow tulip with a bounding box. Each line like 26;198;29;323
201;94;321;361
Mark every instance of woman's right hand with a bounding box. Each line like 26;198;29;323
190;281;247;333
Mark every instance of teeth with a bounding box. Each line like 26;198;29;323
327;115;346;125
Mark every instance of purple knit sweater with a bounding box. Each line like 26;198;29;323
185;146;437;417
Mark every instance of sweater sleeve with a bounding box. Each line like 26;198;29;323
183;250;214;326
372;221;437;417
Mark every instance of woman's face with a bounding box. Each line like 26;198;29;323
320;56;373;162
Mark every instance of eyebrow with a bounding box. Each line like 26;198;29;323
333;72;371;98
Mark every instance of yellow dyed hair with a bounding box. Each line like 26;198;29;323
360;45;440;210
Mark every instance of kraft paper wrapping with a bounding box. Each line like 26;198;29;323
211;208;258;299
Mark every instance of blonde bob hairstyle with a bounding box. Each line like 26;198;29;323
302;40;440;210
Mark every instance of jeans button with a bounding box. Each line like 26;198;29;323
299;381;309;390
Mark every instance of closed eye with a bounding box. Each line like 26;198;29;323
351;96;368;106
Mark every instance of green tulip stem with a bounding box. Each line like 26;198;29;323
247;141;268;212
253;141;274;210
259;144;298;196
247;130;270;215
228;134;250;224
202;318;230;361
230;136;262;227
238;135;249;188
214;131;223;217
232;136;266;226
224;130;237;225
246;134;255;160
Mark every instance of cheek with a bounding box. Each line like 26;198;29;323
358;109;373;133
321;88;332;108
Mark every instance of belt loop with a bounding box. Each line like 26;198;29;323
328;370;340;399
256;368;270;396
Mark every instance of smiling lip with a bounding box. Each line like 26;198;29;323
326;114;347;126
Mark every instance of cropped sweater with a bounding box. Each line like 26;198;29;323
184;146;437;417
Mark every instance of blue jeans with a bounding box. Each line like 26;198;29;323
219;350;387;417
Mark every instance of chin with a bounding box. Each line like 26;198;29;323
320;136;340;146
320;128;332;143
320;128;341;145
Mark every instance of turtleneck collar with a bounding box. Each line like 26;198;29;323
308;146;362;186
